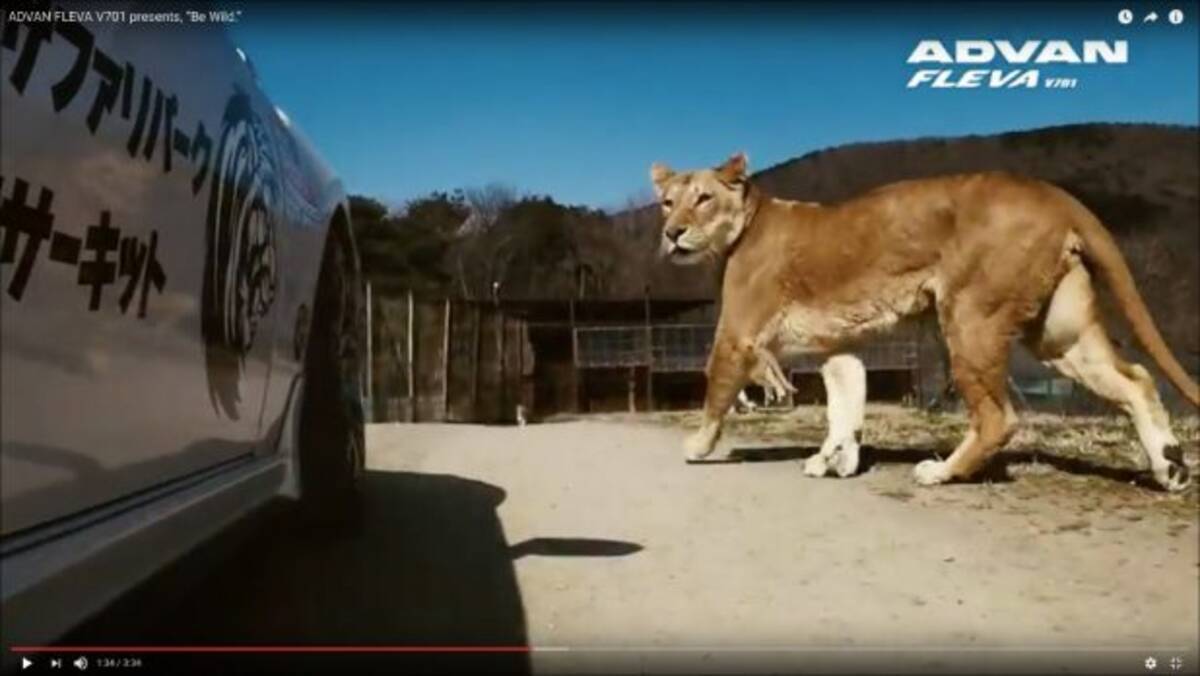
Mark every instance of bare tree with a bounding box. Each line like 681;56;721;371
609;191;656;234
447;183;519;297
462;183;518;233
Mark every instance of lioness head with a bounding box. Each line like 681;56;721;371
650;152;751;265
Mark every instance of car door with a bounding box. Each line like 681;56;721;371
0;6;283;536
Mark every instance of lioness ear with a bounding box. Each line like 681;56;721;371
716;152;748;183
650;162;674;188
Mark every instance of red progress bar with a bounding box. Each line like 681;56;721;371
10;646;534;653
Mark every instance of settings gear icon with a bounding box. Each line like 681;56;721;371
1146;656;1158;670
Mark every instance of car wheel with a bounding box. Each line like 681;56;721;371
297;218;365;531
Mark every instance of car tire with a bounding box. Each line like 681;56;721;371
296;218;365;532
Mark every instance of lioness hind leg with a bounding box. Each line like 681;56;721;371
1027;264;1188;491
805;354;866;478
915;313;1018;486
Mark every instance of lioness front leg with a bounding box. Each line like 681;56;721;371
685;335;754;462
804;354;867;478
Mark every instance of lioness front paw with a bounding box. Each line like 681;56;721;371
802;454;829;477
913;459;951;486
765;379;797;405
683;431;717;462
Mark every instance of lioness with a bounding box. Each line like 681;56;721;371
651;152;1199;491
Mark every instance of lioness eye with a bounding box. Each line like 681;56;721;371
695;193;712;206
662;199;674;208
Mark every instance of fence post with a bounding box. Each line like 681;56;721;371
407;290;416;422
471;303;481;420
364;281;373;422
442;298;452;421
625;366;634;412
644;286;654;412
569;299;579;412
517;321;525;418
497;310;506;422
913;322;924;407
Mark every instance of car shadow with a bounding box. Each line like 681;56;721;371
64;470;642;673
727;444;1158;488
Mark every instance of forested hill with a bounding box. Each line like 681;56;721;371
353;123;1198;362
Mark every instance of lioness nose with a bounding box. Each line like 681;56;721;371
665;226;684;242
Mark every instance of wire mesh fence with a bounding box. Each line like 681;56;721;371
574;323;920;375
574;325;650;368
652;325;714;372
364;294;1189;418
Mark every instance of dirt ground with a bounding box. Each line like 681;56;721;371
368;406;1199;674
66;406;1199;674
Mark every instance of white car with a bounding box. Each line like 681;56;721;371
0;4;366;648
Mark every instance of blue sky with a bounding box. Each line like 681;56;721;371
230;2;1199;210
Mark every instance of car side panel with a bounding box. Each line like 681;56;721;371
0;6;335;536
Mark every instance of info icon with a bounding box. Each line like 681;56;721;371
1168;9;1185;24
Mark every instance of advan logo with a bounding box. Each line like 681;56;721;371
906;40;1128;89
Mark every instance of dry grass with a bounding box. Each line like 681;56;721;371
574;404;1200;523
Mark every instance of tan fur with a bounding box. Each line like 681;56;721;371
652;153;1198;490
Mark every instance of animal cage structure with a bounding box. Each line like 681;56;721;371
573;323;920;375
367;295;927;420
368;293;532;424
570;321;924;411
